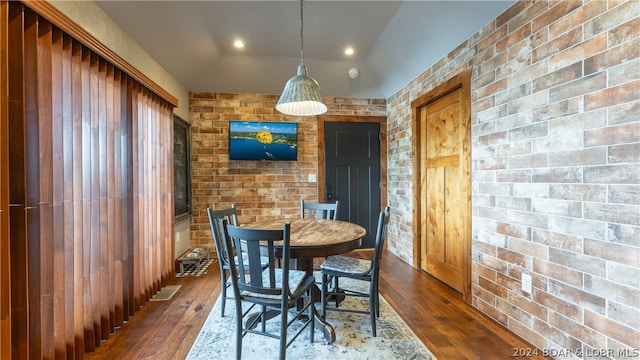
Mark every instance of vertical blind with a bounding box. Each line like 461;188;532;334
0;1;10;359
6;3;175;357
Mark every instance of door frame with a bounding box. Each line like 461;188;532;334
411;69;472;302
316;115;387;215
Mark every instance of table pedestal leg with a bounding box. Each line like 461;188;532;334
295;258;336;343
243;294;336;343
313;305;335;343
244;309;280;330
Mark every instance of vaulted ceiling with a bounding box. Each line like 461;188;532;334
95;1;515;99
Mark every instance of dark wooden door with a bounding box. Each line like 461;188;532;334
324;122;381;248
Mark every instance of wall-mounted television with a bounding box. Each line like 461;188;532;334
229;121;298;161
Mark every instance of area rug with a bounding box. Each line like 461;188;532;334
186;275;436;360
176;259;216;277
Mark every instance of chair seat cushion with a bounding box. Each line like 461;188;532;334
241;268;309;299
234;254;270;268
321;255;372;275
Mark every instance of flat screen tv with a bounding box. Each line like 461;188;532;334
229;121;298;161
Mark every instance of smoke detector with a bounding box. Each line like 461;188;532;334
348;68;359;79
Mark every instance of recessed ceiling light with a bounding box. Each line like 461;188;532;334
234;40;244;49
344;47;354;56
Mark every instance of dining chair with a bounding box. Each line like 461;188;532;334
207;205;241;317
300;200;339;220
320;206;391;337
207;204;269;317
300;200;340;272
222;220;316;360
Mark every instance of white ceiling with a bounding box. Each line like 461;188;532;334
95;1;515;99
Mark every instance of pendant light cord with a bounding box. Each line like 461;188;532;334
299;0;304;65
276;0;327;115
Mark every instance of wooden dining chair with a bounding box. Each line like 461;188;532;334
300;200;339;220
207;204;269;317
300;200;340;272
222;220;316;360
320;206;391;336
207;205;240;317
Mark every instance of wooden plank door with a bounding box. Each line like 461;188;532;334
324;122;381;248
414;70;471;298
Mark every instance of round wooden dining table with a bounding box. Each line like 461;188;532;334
244;218;367;271
242;218;367;343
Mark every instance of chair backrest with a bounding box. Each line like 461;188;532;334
223;221;293;300
301;200;339;220
207;204;239;269
372;207;391;272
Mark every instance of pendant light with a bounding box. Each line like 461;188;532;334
276;0;327;116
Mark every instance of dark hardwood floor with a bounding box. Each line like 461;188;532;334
85;250;547;359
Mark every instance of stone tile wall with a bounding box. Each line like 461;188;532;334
188;93;386;246
387;0;639;357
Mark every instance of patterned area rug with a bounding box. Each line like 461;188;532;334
176;259;216;277
186;275;436;360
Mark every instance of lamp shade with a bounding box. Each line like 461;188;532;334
276;64;327;116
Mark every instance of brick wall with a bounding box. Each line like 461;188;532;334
387;0;639;358
188;93;386;246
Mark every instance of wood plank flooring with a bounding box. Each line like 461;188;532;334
85;250;548;360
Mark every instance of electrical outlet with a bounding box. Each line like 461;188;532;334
522;273;532;294
308;174;317;183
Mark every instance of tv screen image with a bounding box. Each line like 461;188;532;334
229;121;298;161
